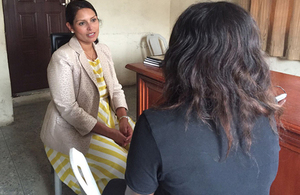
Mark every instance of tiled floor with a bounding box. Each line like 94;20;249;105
0;85;136;195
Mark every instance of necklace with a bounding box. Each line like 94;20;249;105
84;50;96;61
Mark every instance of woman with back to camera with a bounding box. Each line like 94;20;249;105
40;0;134;193
125;2;282;195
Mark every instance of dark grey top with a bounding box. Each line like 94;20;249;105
125;107;280;195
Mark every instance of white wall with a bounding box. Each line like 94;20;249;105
170;0;234;32
90;0;171;85
0;1;13;126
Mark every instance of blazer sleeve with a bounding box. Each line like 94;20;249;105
47;49;97;136
100;44;128;112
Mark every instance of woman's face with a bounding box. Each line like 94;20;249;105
67;8;99;46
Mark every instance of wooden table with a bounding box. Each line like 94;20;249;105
126;63;300;195
269;71;300;195
125;63;165;119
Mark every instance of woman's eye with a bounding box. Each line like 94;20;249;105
78;22;85;26
91;18;97;22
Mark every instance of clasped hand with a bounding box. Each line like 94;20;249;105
112;118;133;147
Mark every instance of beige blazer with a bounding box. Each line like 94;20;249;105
40;36;128;155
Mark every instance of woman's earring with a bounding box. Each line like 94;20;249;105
71;31;74;33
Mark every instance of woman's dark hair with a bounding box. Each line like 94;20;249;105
161;2;280;155
66;0;99;43
66;0;98;25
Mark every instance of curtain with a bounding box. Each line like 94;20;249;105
237;0;300;61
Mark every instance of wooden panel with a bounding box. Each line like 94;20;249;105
250;0;272;50
287;0;300;60
18;0;35;2
23;50;39;74
19;13;37;39
137;74;164;119
270;71;300;195
125;63;164;83
45;0;63;2
269;0;290;56
270;142;300;195
126;63;165;119
46;12;65;35
3;0;68;94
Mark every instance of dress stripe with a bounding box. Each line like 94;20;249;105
91;135;128;153
89;144;127;162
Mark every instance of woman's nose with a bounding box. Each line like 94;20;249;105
87;23;92;30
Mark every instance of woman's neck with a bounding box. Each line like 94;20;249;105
80;42;96;60
80;42;93;53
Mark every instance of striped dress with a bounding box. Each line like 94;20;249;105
45;58;134;194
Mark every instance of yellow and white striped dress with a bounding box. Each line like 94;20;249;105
45;58;134;194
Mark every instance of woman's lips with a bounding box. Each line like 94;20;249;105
88;32;95;37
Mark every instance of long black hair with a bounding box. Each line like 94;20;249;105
161;2;280;155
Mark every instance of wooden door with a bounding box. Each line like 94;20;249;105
3;0;70;95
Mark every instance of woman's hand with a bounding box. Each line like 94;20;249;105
110;128;131;147
119;117;133;141
116;107;133;143
92;122;130;147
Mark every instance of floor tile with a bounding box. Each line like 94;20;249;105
0;132;24;195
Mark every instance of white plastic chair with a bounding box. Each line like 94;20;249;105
146;33;168;56
69;148;101;195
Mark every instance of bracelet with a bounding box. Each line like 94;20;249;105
118;115;129;121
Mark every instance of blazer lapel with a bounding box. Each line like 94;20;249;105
96;45;114;98
79;53;98;87
68;37;98;88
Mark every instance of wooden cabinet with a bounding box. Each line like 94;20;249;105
126;63;165;118
269;72;300;195
126;63;300;194
137;74;164;117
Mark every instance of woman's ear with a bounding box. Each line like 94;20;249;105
66;22;74;33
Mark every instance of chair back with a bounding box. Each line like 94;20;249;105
69;148;101;195
146;34;168;56
50;33;73;54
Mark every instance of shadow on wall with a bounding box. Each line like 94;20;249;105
140;36;151;60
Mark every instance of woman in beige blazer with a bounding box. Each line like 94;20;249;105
40;0;134;193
